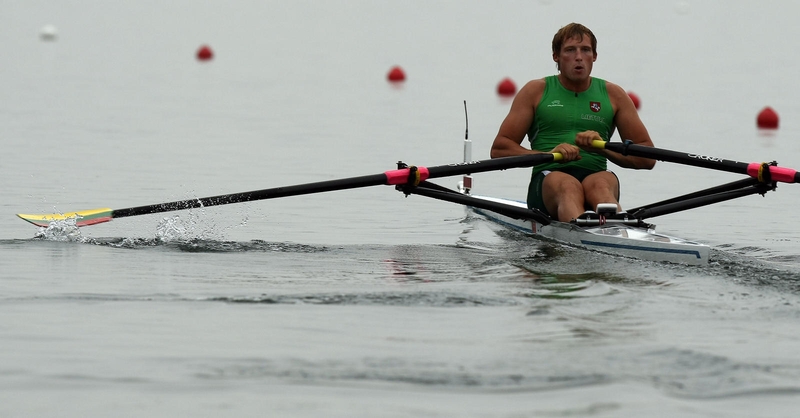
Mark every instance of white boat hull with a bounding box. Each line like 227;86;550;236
467;195;710;265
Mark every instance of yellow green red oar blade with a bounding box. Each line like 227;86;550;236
17;208;113;227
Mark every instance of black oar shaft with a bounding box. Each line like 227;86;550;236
603;141;800;183
424;153;555;177
111;153;556;219
111;173;389;219
604;142;750;174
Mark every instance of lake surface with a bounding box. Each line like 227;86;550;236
2;1;800;416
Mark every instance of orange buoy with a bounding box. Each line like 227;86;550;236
196;45;213;61
757;106;779;129
627;91;641;110
497;77;516;96
387;66;406;82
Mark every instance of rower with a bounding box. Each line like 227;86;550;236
489;23;656;223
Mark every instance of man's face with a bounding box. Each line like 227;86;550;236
554;35;596;81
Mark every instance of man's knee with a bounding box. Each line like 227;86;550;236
582;172;620;203
583;172;618;191
544;171;583;192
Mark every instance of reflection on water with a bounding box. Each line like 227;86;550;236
518;271;622;300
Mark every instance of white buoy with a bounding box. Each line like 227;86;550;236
40;24;58;41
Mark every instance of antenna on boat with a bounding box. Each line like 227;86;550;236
460;100;473;194
464;100;469;140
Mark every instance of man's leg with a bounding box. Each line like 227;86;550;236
582;171;621;212
542;172;585;222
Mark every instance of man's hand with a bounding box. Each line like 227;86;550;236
551;143;581;162
575;130;603;150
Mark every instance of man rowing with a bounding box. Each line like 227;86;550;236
490;23;656;222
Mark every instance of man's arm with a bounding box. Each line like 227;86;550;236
491;79;581;161
579;82;655;169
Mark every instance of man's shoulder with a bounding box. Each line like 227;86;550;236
522;77;548;90
598;79;624;95
519;78;549;97
596;79;628;104
511;78;547;108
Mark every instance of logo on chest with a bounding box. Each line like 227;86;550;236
589;101;601;112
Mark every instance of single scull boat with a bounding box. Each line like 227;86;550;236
448;135;709;264
427;135;796;265
16;133;797;265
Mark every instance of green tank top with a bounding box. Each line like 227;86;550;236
528;75;614;177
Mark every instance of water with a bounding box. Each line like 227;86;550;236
2;1;800;416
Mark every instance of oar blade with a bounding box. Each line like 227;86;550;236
17;208;114;227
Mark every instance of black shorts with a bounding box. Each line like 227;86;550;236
527;168;620;219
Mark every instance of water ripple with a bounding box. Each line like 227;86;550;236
34;236;331;253
631;348;800;399
208;291;519;307
195;357;611;390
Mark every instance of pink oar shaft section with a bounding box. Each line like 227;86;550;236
746;163;798;183
383;167;431;185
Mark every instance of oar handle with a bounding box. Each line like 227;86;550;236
591;139;607;150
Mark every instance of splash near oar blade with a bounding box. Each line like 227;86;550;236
17;208;113;227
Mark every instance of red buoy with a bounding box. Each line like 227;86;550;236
627;91;641;110
497;77;516;97
196;45;213;61
387;66;406;82
757;106;779;129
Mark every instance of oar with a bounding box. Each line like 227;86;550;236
592;140;800;183
18;152;561;228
